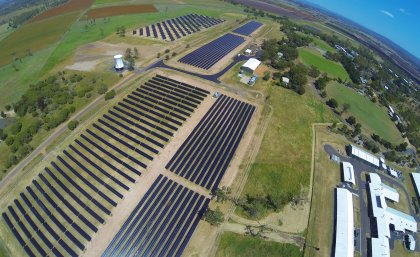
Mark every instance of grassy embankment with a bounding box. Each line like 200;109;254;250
236;82;336;219
326;82;403;144
216;232;302;257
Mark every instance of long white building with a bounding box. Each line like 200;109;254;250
334;188;354;257
368;173;417;257
349;145;380;168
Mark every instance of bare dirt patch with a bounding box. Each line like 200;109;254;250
65;40;163;71
84;4;157;19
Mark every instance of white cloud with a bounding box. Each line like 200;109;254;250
399;8;410;15
380;10;394;18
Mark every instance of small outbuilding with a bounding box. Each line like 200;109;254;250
244;49;252;55
241;58;261;74
341;162;355;185
282;77;290;85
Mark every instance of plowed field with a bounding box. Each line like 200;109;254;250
84;5;157;19
30;0;93;22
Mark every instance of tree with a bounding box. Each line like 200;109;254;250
5;104;11;111
346;116;356;125
105;90;116;100
395;142;408;152
133;47;139;59
68;120;79;130
127;57;135;70
204;207;224;226
263;71;271;81
342;103;350;114
98;84;108;94
308;65;320;78
120;26;125;37
326;98;338;108
125;48;132;59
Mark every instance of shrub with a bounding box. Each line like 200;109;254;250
105;90;116;100
68;120;79;130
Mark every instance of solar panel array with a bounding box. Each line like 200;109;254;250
133;14;224;41
102;174;209;257
232;20;262;36
178;33;245;70
166;95;255;191
1;75;209;257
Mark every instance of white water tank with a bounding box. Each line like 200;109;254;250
114;54;124;71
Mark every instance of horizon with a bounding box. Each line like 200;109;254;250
295;0;420;60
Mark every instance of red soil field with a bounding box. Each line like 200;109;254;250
84;5;157;19
30;0;94;22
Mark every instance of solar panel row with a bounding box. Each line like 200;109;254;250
1;75;209;257
134;14;224;41
232;20;262;36
166;95;255;191
178;33;245;70
102;175;209;257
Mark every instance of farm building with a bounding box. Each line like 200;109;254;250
341;162;355;185
241;58;261;74
347;145;380;168
368;173;417;257
334;188;354;257
114;54;124;71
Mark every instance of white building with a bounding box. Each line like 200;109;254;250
282;77;290;85
349;145;380;168
341;162;355;185
244;49;252;55
241;58;261;74
368;173;417;257
411;173;420;200
334;188;354;257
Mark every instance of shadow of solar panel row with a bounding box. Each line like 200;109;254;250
102;175;209;257
178;33;245;70
232;20;262;36
1;76;208;257
166;95;255;191
134;14;224;41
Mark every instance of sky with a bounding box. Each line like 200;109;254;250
300;0;420;59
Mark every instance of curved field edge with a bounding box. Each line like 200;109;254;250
237;85;337;219
298;48;350;81
215;232;302;257
327;82;403;144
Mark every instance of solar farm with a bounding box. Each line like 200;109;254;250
0;70;258;256
102;175;209;257
166;95;256;191
133;14;225;41
232;20;263;36
178;33;246;70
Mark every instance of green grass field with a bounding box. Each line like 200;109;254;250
311;37;335;52
238;85;336;218
216;232;302;257
298;48;350;81
0;47;55;108
0;12;81;66
326;82;403;144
